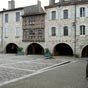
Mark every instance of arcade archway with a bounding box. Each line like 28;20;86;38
54;43;73;56
82;45;88;57
27;43;44;55
6;43;18;54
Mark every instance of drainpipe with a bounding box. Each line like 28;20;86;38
1;12;3;53
74;3;76;56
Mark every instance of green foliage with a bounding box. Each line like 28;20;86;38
45;48;50;54
44;48;53;59
17;47;23;52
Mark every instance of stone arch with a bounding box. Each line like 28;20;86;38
53;43;73;56
81;45;88;57
6;43;18;54
27;43;44;55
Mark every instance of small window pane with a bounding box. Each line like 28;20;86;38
5;14;8;23
15;27;20;37
63;10;68;19
16;12;20;22
80;7;85;17
51;11;56;20
80;25;85;35
51;27;56;36
64;26;68;36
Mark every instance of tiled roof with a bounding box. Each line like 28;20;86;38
45;0;88;9
24;5;45;15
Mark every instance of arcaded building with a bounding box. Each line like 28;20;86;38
0;0;88;57
0;0;46;55
22;1;45;55
45;0;88;57
0;0;24;53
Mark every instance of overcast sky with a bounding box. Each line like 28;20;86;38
0;0;58;11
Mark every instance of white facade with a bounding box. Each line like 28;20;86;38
0;9;24;52
45;3;88;57
0;0;88;57
0;1;46;54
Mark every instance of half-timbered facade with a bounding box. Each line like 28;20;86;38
22;2;45;42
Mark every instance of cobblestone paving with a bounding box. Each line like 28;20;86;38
0;67;33;84
0;54;70;86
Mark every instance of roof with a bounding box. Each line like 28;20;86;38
23;5;45;16
0;2;45;15
45;0;88;9
0;7;24;13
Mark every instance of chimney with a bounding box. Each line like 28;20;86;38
8;0;15;9
49;0;55;5
37;0;41;12
8;1;11;9
59;0;64;3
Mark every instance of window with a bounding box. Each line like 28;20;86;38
51;11;56;20
64;26;68;36
80;7;85;17
29;16;35;24
15;27;20;37
5;14;8;23
51;27;56;36
63;10;68;19
4;28;9;38
80;25;85;35
16;12;20;22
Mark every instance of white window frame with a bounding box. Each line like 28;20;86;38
15;27;20;37
16;12;20;22
80;7;85;17
4;28;9;38
80;25;85;35
51;27;56;36
63;9;68;19
5;14;8;23
63;26;68;36
51;11;56;20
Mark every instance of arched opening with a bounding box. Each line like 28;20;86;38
27;43;44;55
54;43;73;56
6;43;18;54
82;45;88;57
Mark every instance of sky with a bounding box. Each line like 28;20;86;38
0;0;58;11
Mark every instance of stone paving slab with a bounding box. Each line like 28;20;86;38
34;59;63;64
2;62;52;71
0;54;72;87
0;59;17;65
0;67;33;84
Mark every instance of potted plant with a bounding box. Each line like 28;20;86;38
17;47;24;55
44;48;52;59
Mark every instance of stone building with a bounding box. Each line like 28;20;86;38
22;1;46;55
0;0;88;57
45;0;88;57
0;0;46;54
0;0;24;53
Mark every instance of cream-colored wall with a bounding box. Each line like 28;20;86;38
45;4;88;57
0;10;24;52
0;4;88;57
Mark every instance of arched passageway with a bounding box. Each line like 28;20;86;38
6;43;18;54
27;43;44;55
82;45;88;57
54;43;73;56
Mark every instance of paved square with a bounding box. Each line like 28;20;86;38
0;54;70;87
